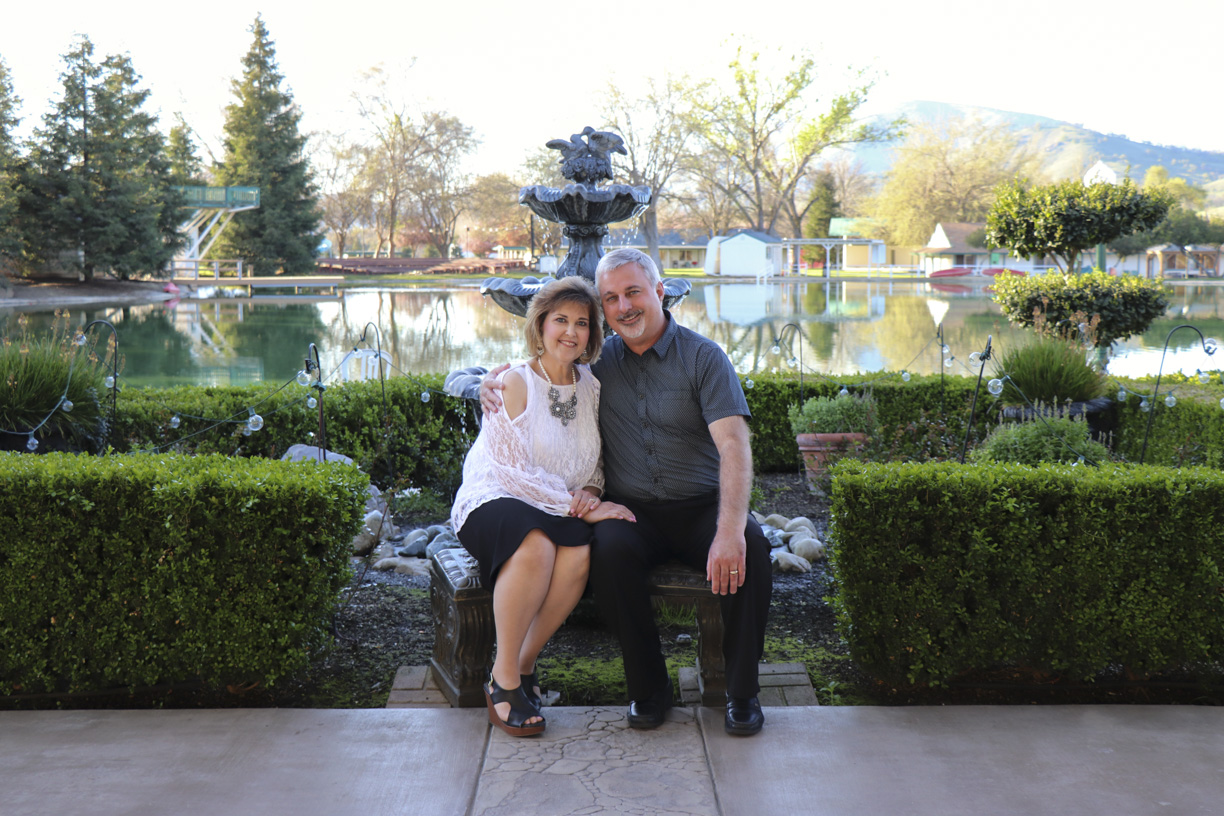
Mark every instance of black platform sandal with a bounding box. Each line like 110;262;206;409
521;670;542;712
484;676;545;737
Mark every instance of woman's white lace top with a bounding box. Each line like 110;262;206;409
451;363;603;532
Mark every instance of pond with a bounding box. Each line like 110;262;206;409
2;279;1222;389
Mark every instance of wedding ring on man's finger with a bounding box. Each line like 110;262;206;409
729;570;739;575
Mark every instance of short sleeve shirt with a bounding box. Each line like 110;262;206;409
592;312;750;503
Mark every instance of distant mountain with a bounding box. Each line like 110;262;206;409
851;101;1224;188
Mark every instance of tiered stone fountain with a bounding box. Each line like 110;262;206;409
446;127;692;400
479;126;691;316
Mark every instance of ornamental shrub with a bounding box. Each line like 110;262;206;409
992;333;1106;406
992;271;1170;347
969;416;1111;465
0;312;111;452
788;393;878;436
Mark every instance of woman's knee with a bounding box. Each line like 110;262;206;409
507;530;556;571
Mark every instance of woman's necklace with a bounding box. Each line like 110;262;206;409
538;359;578;426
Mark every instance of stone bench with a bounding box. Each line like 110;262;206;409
429;546;727;708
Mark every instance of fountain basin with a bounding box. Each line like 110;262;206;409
520;183;649;225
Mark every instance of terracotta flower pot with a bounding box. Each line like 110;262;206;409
796;432;867;486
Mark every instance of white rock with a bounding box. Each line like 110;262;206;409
783;516;818;535
790;537;826;562
782;529;814;543
762;513;791;529
751;510;767;525
351;530;378;556
393;558;432;577
771;551;811;573
372;557;401;571
281;444;355;466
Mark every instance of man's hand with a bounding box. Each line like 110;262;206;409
706;529;746;595
479;363;511;414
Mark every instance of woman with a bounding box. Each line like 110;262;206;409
451;276;635;737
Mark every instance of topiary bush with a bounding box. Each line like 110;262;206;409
992;271;1170;348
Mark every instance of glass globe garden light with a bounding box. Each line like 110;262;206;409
1140;399;1150;412
1198;370;1211;385
307;396;318;409
170;415;181;429
944;357;954;368
968;352;981;367
74;332;87;346
744;379;754;390
942;344;950;355
987;379;1004;397
60;399;73;413
104;375;115;389
1205;337;1220;355
1164;394;1177;408
771;344;781;355
838;387;849;397
248;413;264;432
26;435;38;452
421;391;430;403
901;371;911;382
296;369;312;387
1117;388;1127;402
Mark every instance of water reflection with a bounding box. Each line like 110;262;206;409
2;280;1221;387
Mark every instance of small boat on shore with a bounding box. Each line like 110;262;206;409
926;267;973;278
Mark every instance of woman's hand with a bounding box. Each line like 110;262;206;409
582;501;636;524
568;487;603;518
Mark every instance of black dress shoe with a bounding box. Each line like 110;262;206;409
627;680;673;729
725;695;764;736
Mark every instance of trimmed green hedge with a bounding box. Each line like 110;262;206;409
110;375;476;492
829;460;1224;687
0;452;368;695
1112;375;1224;468
744;373;995;470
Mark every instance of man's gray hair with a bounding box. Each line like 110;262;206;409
595;247;661;288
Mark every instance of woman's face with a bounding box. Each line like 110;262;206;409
540;301;592;367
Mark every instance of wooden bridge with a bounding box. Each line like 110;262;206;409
169;260;343;295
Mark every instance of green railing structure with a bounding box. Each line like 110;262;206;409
174;186;260;210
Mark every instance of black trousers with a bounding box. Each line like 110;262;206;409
590;492;772;700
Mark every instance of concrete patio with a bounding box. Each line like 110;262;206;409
3;703;1221;815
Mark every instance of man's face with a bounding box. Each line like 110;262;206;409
599;262;665;346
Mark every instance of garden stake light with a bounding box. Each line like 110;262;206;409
80;319;119;453
305;343;327;461
1138;325;1219;465
959;335;992;464
771;322;805;407
355;322;395;487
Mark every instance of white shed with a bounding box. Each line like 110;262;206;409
704;230;784;277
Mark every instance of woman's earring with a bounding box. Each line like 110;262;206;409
579;350;590;362
536;343;544;356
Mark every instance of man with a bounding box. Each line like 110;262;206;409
483;247;771;736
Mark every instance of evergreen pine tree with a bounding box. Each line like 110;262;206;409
21;37;181;280
0;57;22;261
167;113;205;186
214;15;321;275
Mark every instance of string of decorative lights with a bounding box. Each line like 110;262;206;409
981;372;1103;466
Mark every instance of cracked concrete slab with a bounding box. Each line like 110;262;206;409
472;706;716;816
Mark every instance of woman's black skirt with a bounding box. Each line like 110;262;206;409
457;497;594;589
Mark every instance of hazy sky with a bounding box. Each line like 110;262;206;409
3;0;1220;177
